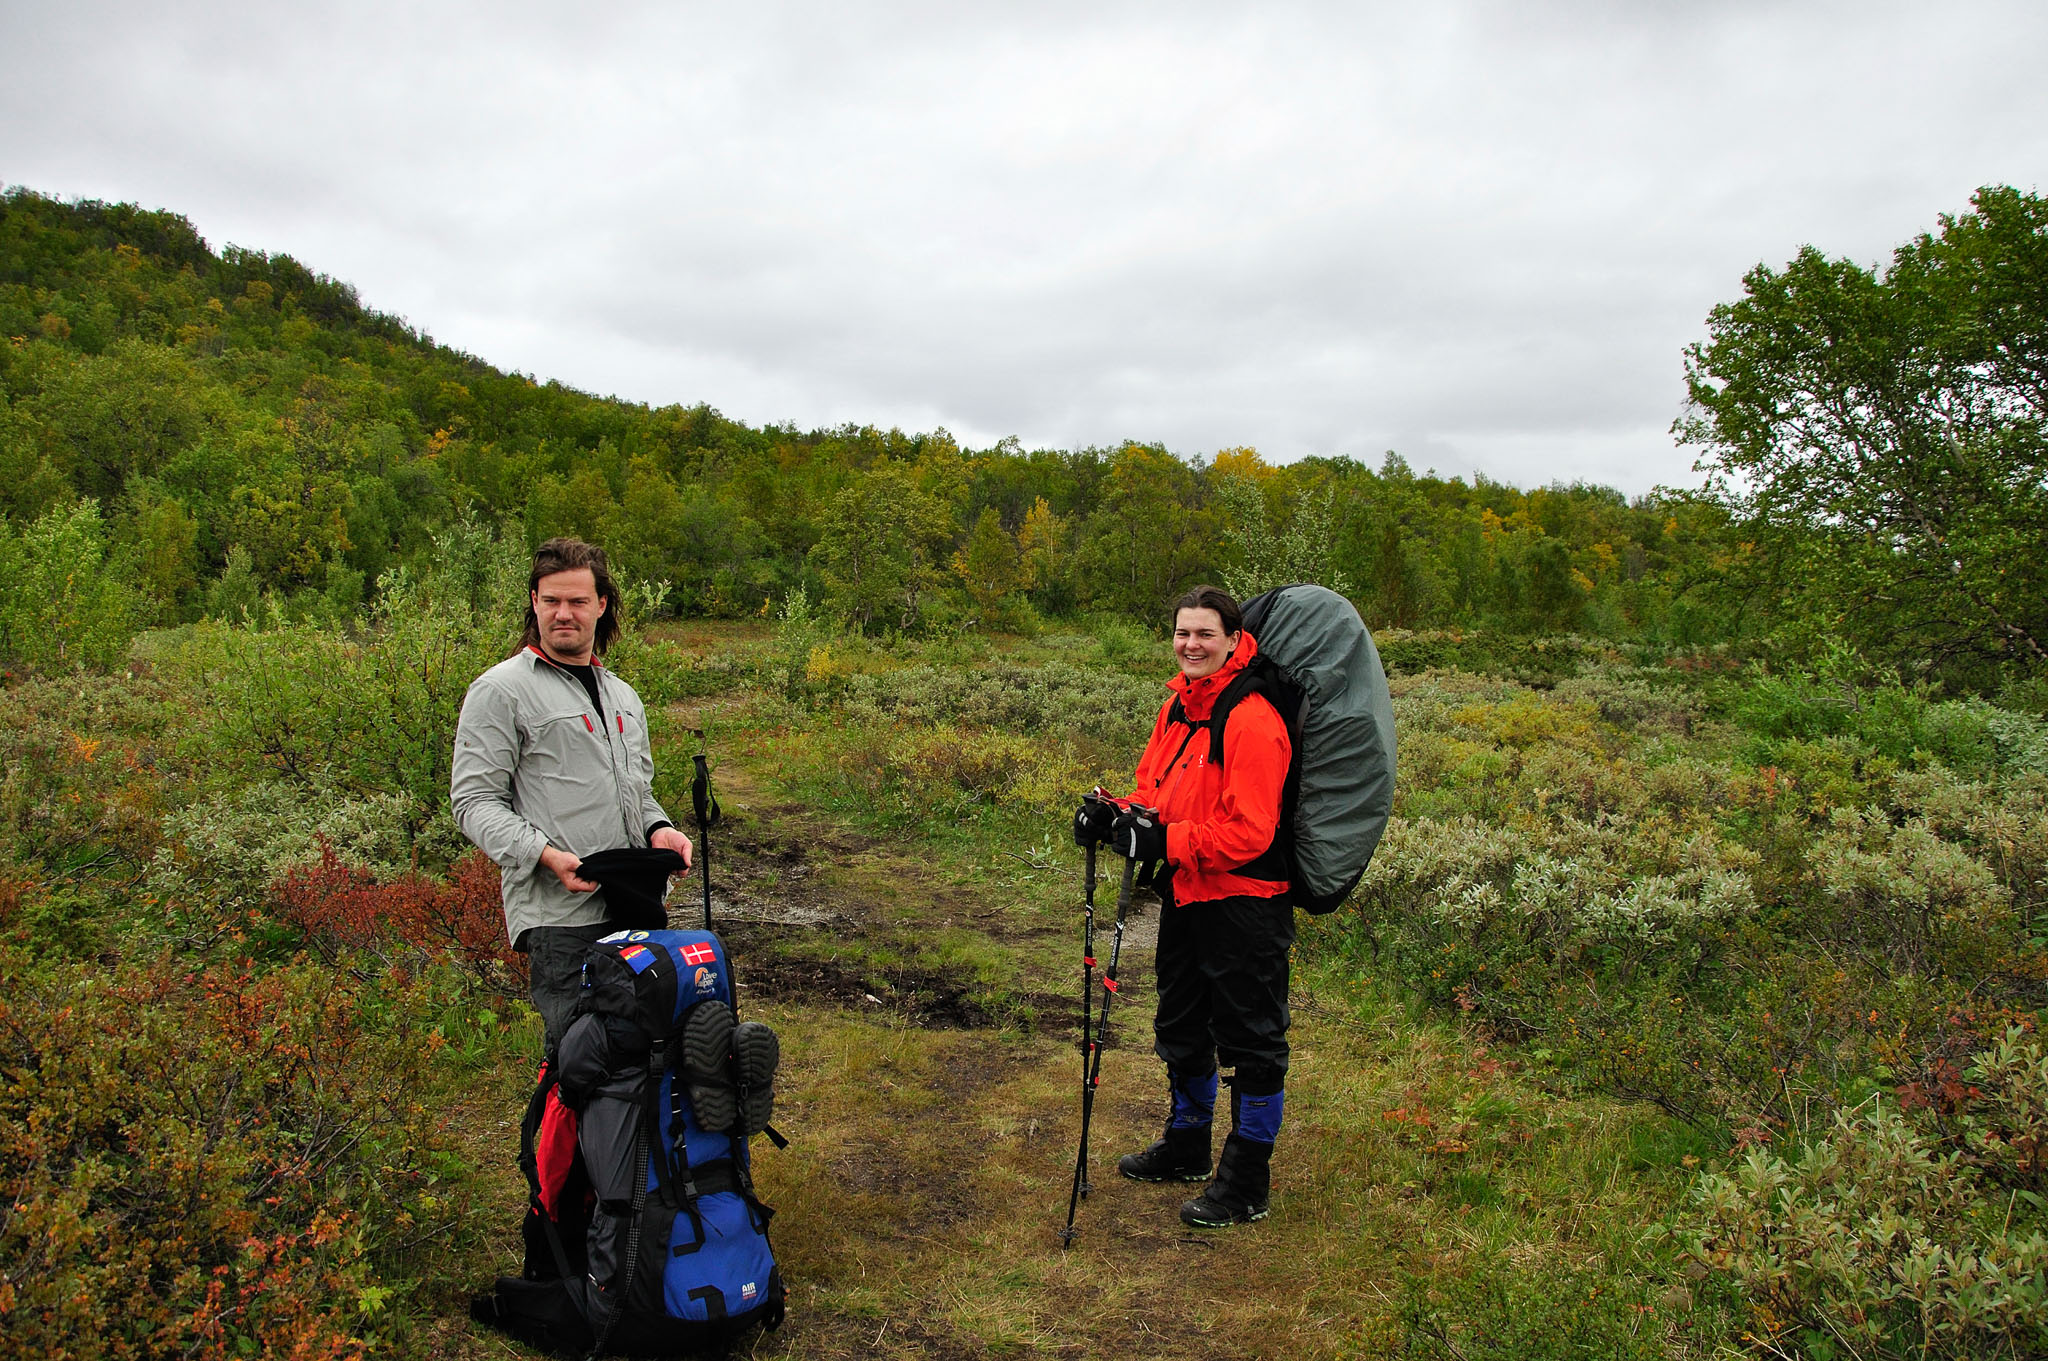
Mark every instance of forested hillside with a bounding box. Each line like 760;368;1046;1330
0;184;1744;665
4;185;2047;1361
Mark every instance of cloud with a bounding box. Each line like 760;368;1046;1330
4;0;2045;492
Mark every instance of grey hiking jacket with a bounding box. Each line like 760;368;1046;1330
450;646;671;947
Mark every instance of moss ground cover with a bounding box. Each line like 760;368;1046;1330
1;618;2043;1358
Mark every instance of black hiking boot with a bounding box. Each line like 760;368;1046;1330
1179;1133;1272;1227
1118;1122;1213;1182
680;1000;738;1131
732;1019;779;1135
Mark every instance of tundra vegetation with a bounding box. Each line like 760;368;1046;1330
1;185;2045;1359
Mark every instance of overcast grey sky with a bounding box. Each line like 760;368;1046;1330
3;2;2045;492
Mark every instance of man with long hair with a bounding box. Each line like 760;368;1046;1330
451;537;694;1046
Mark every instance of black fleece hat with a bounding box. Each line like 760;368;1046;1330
576;846;690;930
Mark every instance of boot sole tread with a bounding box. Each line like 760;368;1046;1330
680;1001;738;1131
1180;1205;1270;1228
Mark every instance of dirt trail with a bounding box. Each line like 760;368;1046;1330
540;708;1267;1359
657;744;1136;1037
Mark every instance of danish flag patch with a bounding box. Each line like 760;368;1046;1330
680;943;717;966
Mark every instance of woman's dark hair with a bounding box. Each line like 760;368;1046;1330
523;537;622;655
1171;585;1243;637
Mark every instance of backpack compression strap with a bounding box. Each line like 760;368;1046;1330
590;1039;664;1358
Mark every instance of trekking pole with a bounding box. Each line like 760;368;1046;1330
690;748;786;1152
1058;841;1099;1245
1060;849;1135;1248
691;753;720;933
1080;840;1098;1092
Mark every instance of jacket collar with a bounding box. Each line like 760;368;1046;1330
1168;630;1258;722
524;644;604;672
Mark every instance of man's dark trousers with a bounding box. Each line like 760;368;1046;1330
525;922;617;1051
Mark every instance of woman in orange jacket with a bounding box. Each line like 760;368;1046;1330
1076;585;1293;1228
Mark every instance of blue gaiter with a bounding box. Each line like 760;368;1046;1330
1238;1088;1284;1145
1169;1070;1218;1129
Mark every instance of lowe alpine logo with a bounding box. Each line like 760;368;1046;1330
741;1281;758;1301
693;966;716;993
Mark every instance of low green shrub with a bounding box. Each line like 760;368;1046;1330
148;780;421;926
839;660;1159;743
1809;805;2015;977
827;720;1121;825
1674;1048;2048;1360
139;592;508;853
604;632;756;705
0;499;142;672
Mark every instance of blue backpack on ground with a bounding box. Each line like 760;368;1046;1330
471;928;787;1357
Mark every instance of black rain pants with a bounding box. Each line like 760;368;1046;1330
1151;883;1293;1094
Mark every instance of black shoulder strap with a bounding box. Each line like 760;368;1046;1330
1204;666;1269;766
1206;659;1303;889
1159;696;1205;773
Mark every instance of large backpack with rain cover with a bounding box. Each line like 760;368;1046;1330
1175;583;1397;913
471;928;786;1357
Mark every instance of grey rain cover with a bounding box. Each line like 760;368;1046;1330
1244;584;1397;907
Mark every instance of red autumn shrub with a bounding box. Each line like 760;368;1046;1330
0;948;489;1359
271;843;523;992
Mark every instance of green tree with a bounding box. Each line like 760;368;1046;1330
0;499;139;669
953;506;1022;624
1016;496;1072;613
1214;468;1353;600
207;545;261;625
1077;443;1216;618
121;482;201;616
809;463;954;631
1681;186;2048;679
25;340;214;502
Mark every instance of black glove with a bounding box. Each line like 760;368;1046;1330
1073;797;1116;848
1110;807;1167;864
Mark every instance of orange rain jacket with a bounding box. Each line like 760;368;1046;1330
1128;631;1293;905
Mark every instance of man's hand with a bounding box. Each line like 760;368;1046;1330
540;845;600;894
650;825;695;868
1110;808;1168;864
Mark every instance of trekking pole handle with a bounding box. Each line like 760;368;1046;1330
692;753;718;932
1111;850;1138;928
691;754;720;830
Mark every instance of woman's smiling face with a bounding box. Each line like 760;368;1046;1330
1173;607;1238;681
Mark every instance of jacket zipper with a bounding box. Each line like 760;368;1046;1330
532;649;639;846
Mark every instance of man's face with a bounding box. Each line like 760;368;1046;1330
532;567;606;663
